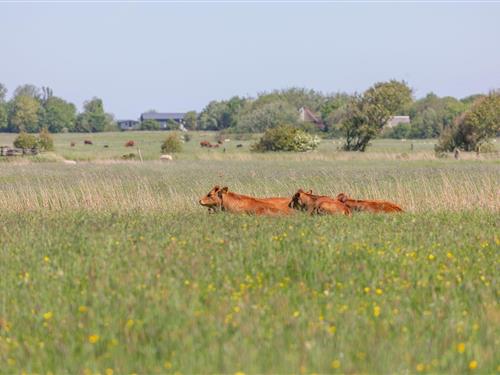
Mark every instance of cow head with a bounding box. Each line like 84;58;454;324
288;189;315;210
336;193;349;203
199;185;226;210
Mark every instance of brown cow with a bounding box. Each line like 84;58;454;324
84;140;93;145
199;186;292;216
289;189;351;216
336;193;404;213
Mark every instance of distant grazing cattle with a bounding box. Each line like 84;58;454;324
236;144;243;148
217;140;224;145
336;193;403;213
70;142;76;147
289;189;351;216
160;154;173;161
104;144;109;148
199;186;292;215
125;140;135;147
200;140;221;149
84;140;93;145
63;160;77;165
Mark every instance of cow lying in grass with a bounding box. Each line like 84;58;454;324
289;189;351;216
199;186;292;215
336;193;404;213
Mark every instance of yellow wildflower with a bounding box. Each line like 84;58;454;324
293;311;300;318
88;334;100;344
375;288;383;295
78;306;88;313
164;361;173;369
416;363;425;372
456;342;465;353
105;369;114;375
331;360;341;369
327;325;336;335
373;305;381;317
428;254;435;261
469;360;477;370
43;311;53;320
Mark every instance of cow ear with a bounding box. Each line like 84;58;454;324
213;185;220;191
337;193;347;203
307;189;313;194
221;187;228;193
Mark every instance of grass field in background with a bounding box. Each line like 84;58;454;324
1;131;498;162
0;131;499;373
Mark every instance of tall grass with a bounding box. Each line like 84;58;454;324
0;160;498;213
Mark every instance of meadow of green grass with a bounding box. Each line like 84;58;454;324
0;132;499;374
2;131;498;162
1;211;498;374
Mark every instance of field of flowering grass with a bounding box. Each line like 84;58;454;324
1;211;498;374
0;144;499;373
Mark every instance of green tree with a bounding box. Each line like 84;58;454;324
236;101;298;133
406;93;467;138
0;83;6;102
39;96;77;133
8;95;41;133
13;84;41;100
198;96;247;130
436;91;500;152
140;119;160;130
75;97;111;132
339;80;413;151
183;111;197;130
0;83;7;132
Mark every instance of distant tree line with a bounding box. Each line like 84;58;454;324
0;83;116;133
2;81;498;152
194;83;498;152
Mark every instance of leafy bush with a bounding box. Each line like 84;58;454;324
161;133;183;153
251;125;320;152
38;128;54;151
13;132;38;149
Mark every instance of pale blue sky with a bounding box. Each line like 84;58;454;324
0;2;499;119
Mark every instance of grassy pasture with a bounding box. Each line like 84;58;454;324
0;132;499;373
1;131;498;162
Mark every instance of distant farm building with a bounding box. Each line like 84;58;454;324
386;115;411;128
118;120;140;131
140;112;187;130
299;107;325;130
